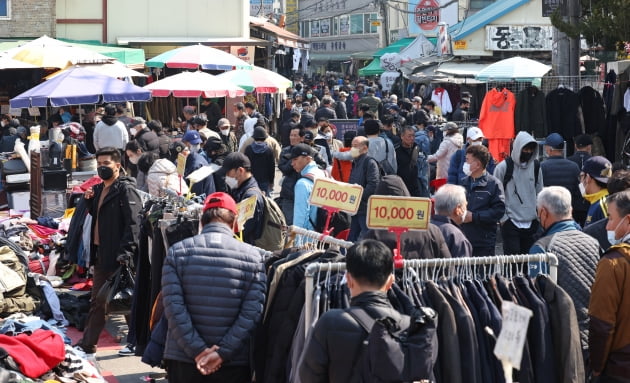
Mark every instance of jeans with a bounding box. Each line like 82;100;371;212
417;157;430;197
348;212;367;242
165;360;251;383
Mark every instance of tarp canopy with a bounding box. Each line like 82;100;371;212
358;58;384;76
10;66;151;108
374;37;415;57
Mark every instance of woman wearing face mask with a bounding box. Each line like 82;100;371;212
588;189;630;382
321;124;342;153
460;144;506;257
124;140;147;191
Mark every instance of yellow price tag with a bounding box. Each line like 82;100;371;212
367;196;431;231
236;195;257;231
309;178;363;214
176;152;188;177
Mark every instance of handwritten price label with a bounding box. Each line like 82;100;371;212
176;152;188;177
494;301;533;369
367;196;431;230
236;195;257;231
309;178;363;214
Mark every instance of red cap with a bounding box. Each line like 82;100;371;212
203;192;238;214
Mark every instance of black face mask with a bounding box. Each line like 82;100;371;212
520;151;534;163
97;166;114;180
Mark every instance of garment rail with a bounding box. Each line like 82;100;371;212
303;253;559;338
288;225;354;249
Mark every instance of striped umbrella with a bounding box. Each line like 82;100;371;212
145;44;252;71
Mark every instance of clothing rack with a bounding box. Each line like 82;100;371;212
288;225;354;249
303;253;559;338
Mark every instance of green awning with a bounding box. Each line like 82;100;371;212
59;39;145;67
0;39;146;67
358;58;384;76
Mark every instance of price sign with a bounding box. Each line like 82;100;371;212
309;178;363;214
236;195;257;231
367;196;431;230
494;301;533;369
176;152;188;177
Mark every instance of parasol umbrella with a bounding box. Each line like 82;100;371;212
5;35;112;69
216;66;292;93
45;63;147;80
0;56;38;69
145;44;252;71
144;71;246;98
475;56;551;82
10;66;151;108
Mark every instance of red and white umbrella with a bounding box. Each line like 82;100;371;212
144;71;246;98
145;44;252;71
216;66;292;93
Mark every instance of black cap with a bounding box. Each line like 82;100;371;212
289;143;314;159
575;134;593;147
582;156;612;183
253;126;268;140
219;152;251;173
303;131;315;141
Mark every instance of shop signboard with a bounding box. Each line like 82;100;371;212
486;26;553;51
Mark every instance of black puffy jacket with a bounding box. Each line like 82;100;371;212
161;222;266;365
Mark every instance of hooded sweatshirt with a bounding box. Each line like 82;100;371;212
428;133;463;179
493;131;543;224
94;115;129;151
147;159;189;197
479;88;516;160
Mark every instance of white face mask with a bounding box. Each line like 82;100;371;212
350;147;361;158
225;176;238;189
470;140;483;146
128;155;139;165
462;163;472;176
233;112;240;118
607;216;627;245
579;182;586;197
220;128;230;136
324;132;333;140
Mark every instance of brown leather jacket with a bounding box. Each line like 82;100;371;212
589;242;630;379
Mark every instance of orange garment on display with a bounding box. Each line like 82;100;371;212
480;88;516;161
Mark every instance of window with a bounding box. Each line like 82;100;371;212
301;21;310;38
320;18;331;37
339;15;349;35
368;12;378;33
332;16;339;36
0;0;10;18
350;14;364;34
470;0;495;11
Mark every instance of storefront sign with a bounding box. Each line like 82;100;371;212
367;196;431;230
415;0;440;31
250;0;273;16
229;46;255;65
542;0;566;17
486;26;553;51
454;40;467;50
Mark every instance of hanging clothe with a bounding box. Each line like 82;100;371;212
431;87;453;116
515;86;547;138
578;86;606;137
546;86;583;155
479;88;516;160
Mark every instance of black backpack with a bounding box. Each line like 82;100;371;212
348;306;438;383
301;174;351;236
502;156;540;191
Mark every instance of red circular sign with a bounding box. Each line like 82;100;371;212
415;0;440;31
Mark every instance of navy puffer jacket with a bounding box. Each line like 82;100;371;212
161;222;266;365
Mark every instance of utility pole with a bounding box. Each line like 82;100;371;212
553;0;580;77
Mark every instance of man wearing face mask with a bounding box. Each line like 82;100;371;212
232;103;248;142
461;144;505;257
580;156;612;227
528;186;599;370
347;136;381;242
589;190;630;382
75;147;142;359
433;184;473;257
493;131;543;255
216;118;238;154
447;127;495;185
219;152;264;245
124;140;147;192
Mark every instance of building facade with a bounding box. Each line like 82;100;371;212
0;0;55;38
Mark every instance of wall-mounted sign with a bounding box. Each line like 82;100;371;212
486;26;553;51
454;40;467;50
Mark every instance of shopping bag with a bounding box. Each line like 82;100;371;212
97;265;135;315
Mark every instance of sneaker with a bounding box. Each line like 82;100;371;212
118;344;135;356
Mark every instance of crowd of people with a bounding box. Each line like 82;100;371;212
52;73;630;383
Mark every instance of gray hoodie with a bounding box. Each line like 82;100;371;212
493;131;543;224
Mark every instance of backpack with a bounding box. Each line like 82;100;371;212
347;306;439;383
503;156;540;191
253;190;287;251
378;136;397;176
301;174;351;236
